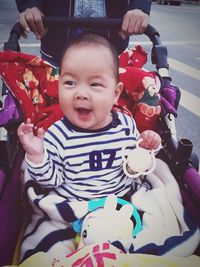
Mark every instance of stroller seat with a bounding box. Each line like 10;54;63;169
0;19;200;266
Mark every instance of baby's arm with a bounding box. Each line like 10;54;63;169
139;130;161;150
17;118;45;164
18;119;65;187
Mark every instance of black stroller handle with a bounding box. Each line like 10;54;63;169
43;17;161;43
5;18;167;76
43;17;162;45
5;18;167;80
6;17;161;46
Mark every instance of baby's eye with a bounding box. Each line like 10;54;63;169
91;82;103;87
64;80;76;87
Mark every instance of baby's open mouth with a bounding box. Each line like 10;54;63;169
76;108;91;115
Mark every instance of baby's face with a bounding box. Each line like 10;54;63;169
59;45;122;130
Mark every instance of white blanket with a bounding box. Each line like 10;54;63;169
130;158;200;256
19;158;200;261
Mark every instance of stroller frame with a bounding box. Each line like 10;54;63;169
0;18;200;265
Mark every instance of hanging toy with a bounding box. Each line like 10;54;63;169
122;139;156;178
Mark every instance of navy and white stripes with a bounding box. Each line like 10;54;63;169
26;111;139;201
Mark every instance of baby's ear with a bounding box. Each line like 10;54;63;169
114;82;123;103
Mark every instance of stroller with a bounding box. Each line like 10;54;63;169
0;18;200;266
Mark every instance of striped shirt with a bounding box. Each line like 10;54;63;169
26;111;139;201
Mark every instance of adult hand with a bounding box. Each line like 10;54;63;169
19;7;46;39
17;118;45;163
119;9;150;39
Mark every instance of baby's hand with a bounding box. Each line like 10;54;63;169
139;130;161;150
17;118;45;163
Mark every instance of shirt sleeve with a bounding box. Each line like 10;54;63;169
15;0;43;13
25;132;65;188
128;0;152;15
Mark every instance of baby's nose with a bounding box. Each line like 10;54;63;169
76;94;88;100
75;86;89;100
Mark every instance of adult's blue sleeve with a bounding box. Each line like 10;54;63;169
129;0;152;15
15;0;43;12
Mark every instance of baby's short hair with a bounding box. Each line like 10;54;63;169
60;33;119;81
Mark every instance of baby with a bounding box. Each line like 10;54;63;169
18;33;161;259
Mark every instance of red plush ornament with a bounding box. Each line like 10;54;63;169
134;104;161;132
118;47;161;132
119;45;148;68
35;104;63;133
119;67;154;101
0;50;60;131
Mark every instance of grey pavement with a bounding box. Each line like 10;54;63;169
0;0;18;45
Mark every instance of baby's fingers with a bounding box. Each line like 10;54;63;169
37;127;45;139
17;120;34;136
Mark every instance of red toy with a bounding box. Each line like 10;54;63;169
118;46;161;132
